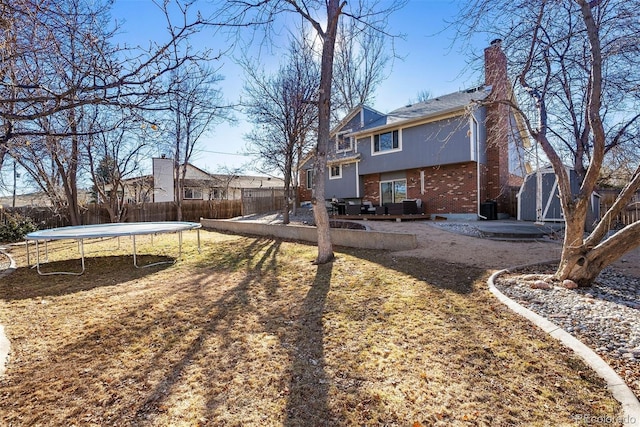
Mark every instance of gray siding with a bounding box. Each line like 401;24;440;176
362;108;385;128
340;114;362;133
507;113;526;177
357;116;474;175
325;162;358;199
476;108;487;165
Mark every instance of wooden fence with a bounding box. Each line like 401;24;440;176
1;189;287;229
241;188;286;216
599;202;640;229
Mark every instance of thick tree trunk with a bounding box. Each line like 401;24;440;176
311;0;344;264
556;224;640;287
282;154;292;224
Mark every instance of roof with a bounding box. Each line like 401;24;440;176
351;86;490;135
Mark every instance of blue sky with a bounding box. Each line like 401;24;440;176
2;1;492;197
109;0;492;177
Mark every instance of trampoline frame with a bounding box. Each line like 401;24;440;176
25;222;202;276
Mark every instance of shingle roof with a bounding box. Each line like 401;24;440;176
357;86;490;132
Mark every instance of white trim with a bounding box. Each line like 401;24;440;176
350;106;467;138
542;176;559;221
329;164;342;180
379;178;407;204
470;116;479;161
355;161;360;197
371;129;402;156
335;129;354;153
420;170;425;195
306;169;314;190
183;187;203;200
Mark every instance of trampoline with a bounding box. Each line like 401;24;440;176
25;221;202;276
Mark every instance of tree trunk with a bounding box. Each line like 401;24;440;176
282;153;292;224
175;162;183;221
311;0;344;264
558;220;640;286
554;2;609;287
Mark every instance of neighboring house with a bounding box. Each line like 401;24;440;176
299;40;529;219
146;157;284;203
0;190;91;208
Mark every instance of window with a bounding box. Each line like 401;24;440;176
329;165;342;179
306;169;314;189
380;179;407;204
373;130;399;153
336;132;353;152
183;187;203;200
211;188;226;200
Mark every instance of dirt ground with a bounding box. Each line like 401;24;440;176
362;220;640;278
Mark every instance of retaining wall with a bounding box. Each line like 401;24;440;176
200;219;418;251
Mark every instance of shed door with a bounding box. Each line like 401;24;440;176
541;173;564;221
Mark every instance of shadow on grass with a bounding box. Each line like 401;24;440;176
284;262;332;426
0;235;619;426
339;247;486;294
0;255;174;301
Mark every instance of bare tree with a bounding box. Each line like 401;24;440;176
213;165;247;200
0;0;210;169
159;62;230;221
331;18;392;120
457;0;640;286
408;89;431;105
242;38;319;224
220;0;405;264
86;111;153;223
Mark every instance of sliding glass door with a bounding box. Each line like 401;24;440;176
380;179;407;204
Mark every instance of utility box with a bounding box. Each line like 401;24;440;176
480;201;497;220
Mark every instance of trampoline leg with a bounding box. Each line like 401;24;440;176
197;229;201;253
132;232;182;269
34;238;85;276
132;235;138;268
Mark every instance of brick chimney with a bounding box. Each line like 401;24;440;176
483;39;511;215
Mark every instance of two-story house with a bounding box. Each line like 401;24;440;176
299;40;529;220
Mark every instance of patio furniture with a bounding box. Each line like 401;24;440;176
385;203;404;215
375;206;387;215
345;203;362;215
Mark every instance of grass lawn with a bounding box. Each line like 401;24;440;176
0;230;622;426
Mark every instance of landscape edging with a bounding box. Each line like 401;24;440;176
0;248;16;376
488;269;640;427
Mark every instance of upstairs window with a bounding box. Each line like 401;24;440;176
373;130;399;153
336;131;353;152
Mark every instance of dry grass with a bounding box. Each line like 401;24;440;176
0;231;623;426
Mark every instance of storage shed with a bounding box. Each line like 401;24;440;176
517;167;600;228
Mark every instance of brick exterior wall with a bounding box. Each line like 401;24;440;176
297;170;313;203
363;173;381;203
484;39;513;214
361;163;479;215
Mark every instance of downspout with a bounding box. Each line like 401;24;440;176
355;136;360;198
473;114;487;219
355;161;360;198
